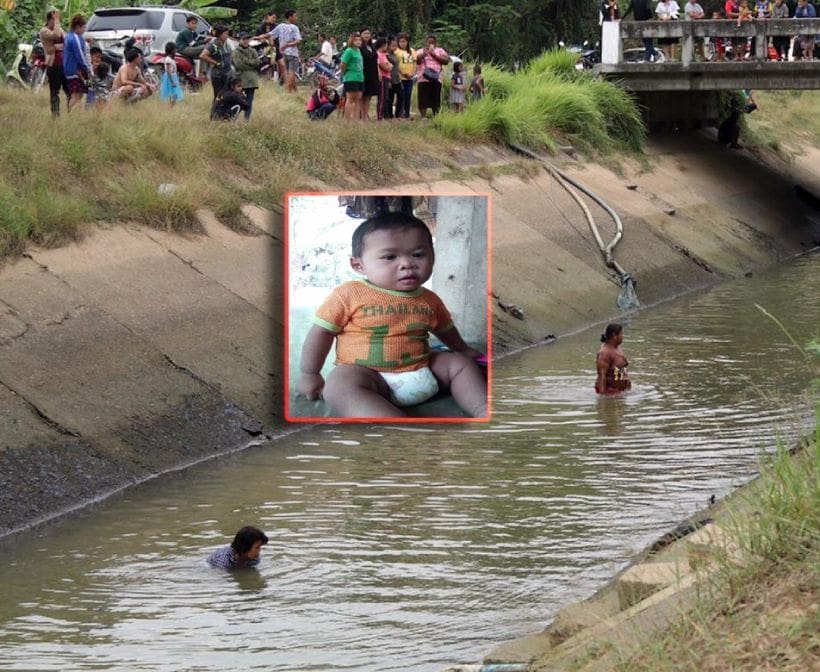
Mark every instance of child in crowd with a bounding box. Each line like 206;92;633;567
754;0;772;18
210;77;248;120
469;64;484;102
160;42;184;106
297;212;488;418
449;60;465;112
87;61;113;108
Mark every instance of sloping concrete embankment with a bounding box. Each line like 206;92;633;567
1;134;818;536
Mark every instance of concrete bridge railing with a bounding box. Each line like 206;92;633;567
602;18;820;66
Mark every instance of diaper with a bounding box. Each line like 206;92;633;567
379;366;440;407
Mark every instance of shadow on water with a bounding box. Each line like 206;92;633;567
0;253;817;671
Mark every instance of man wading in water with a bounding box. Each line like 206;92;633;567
596;323;632;394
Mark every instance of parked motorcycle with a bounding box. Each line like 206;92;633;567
148;51;206;91
5;37;48;92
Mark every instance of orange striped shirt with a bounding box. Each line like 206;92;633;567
313;280;454;372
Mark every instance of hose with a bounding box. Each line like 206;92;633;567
508;142;639;308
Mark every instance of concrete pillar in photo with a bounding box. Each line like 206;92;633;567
430;196;488;347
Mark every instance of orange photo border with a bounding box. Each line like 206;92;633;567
283;190;493;424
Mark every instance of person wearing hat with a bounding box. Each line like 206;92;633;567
233;30;260;120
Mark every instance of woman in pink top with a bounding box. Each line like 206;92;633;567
415;34;449;118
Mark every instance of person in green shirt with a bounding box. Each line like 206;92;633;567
175;15;206;62
340;32;364;121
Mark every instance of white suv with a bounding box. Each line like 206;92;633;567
86;6;210;57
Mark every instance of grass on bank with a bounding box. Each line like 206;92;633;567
0;49;647;260
0;83;452;258
742;90;820;156
434;49;645;154
613;423;819;671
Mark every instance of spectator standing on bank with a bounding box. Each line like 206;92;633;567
160;42;184;106
63;13;91;112
375;37;392;120
273;9;302;93
233;31;260;120
387;36;402;119
395;33;415;119
359;28;379;120
449;60;465;113
469;64;485;102
415;34;449;118
200;24;233;100
340;32;364;121
40;8;69;117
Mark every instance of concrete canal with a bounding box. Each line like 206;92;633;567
0;252;816;671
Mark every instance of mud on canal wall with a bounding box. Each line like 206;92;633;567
1;135;819;536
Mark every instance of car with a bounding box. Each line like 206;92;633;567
85;6;211;57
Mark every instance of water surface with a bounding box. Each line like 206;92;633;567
0;253;817;671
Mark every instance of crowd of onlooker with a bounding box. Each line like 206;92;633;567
603;0;819;62
35;5;487;123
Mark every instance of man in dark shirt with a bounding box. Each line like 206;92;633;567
623;0;658;61
175;15;206;61
207;526;269;569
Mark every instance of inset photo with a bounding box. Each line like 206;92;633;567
286;194;491;423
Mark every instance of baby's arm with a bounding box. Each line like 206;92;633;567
296;325;335;399
434;326;484;360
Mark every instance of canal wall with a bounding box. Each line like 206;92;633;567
0;133;818;536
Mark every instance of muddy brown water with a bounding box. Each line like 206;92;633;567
0;253;817;671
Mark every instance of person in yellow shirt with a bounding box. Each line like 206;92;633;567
395;33;416;119
297;212;488;418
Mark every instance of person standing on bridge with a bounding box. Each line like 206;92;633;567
622;0;658;62
794;0;818;61
771;0;790;61
656;0;681;61
684;2;706;59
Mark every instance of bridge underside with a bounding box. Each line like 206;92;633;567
596;61;820;91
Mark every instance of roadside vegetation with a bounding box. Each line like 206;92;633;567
435;49;645;154
615;338;819;672
743;90;820;155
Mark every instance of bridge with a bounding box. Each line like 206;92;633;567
595;19;820;90
593;18;819;131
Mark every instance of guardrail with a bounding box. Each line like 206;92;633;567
602;18;820;66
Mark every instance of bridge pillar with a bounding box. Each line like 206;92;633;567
638;91;723;133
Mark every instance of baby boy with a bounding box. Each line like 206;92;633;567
296;212;488;418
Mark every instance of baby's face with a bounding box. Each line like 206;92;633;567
352;226;434;292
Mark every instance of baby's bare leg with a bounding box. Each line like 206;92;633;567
323;364;406;418
430;352;488;418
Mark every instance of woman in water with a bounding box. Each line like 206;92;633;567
596;323;631;394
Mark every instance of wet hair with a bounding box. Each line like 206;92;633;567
352;212;433;258
69;14;86;30
125;47;141;63
374;36;387;50
165;41;176;56
601;323;623;343
231;526;269;554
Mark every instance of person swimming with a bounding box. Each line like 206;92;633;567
596;323;632;395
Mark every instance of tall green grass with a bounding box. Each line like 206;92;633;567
0;85;452;258
435;49;645;153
